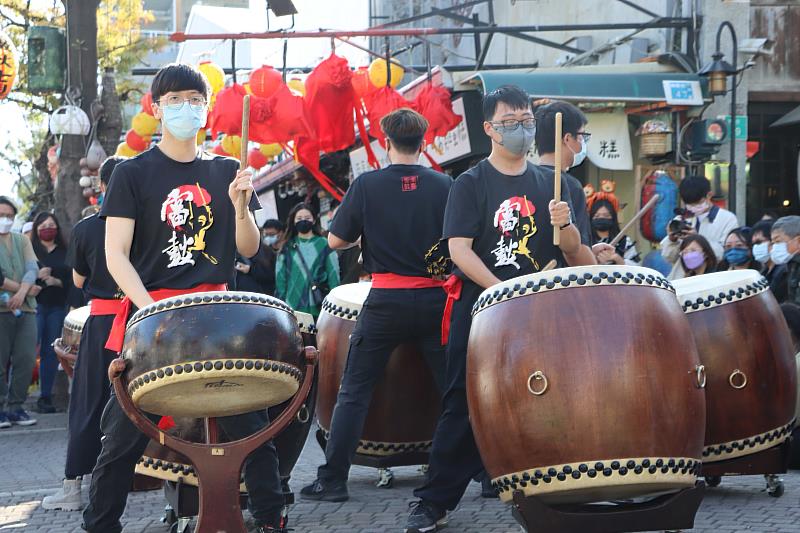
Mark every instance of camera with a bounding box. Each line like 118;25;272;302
668;209;693;235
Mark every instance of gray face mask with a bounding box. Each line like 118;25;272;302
496;126;536;157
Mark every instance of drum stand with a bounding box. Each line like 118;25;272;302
702;439;791;497
510;482;706;533
114;348;317;533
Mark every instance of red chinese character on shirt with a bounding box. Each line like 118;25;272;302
401;175;418;192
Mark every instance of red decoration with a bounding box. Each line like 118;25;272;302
89;196;98;205
141;92;154;116
746;141;760;159
362;86;411;144
125;129;150;152
412;83;462;145
248;147;269;169
304;54;355;153
212;143;228;156
158;416;176;431
249;84;314;145
207;83;247;139
352;67;373;99
249;65;283;98
294;136;344;201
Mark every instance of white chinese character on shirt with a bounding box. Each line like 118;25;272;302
493;199;521;233
162;232;196;268
492;236;520;269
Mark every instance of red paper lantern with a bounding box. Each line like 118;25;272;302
304;54;355;153
207;83;247;139
141;92;154;116
125;129;150;152
249;65;283;99
412;83;462;145
212;143;228;156
248;147;269;169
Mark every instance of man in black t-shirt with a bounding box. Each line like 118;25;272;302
81;64;287;533
42;156;126;512
300;108;451;503
405;86;595;532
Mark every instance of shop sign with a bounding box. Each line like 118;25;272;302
662;80;703;106
585;110;633;170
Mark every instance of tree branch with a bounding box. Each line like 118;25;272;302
6;95;51;114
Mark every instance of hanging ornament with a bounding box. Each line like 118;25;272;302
49;105;91;136
86;139;108;170
197;128;207;146
132;112;159;137
305;54;355;153
0;30;18;100
207;83;247;139
198;60;225;95
412;84;462;145
351;66;372;99
249;65;283;98
141;92;154;116
212;143;228;156
287;77;305;96
248;147;269;170
221;135;242;158
125;129;150;152
115;142;138;158
368;58;404;89
259;143;282;159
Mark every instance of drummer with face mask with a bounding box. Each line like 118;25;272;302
771;216;800;307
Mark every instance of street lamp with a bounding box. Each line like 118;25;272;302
699;21;739;215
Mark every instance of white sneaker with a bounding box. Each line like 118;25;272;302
80;473;92;505
42;478;83;511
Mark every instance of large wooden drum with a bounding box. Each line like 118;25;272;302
673;270;797;463
122;291;304;418
468;266;706;504
316;283;441;458
54;305;90;378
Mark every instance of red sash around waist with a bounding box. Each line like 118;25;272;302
90;298;124;316
104;283;227;353
441;275;463;346
370;273;445;289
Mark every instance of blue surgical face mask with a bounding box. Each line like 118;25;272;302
723;247;750;266
569;137;587;168
161;103;207;141
771;242;794;265
752;242;770;263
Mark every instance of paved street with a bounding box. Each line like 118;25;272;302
2;407;800;532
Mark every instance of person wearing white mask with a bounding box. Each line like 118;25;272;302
660;175;738;280
752;219;787;302
771;216;800;306
0;196;41;428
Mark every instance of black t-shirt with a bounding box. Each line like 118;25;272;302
66;214;123;300
538;165;591;246
100;147;259;290
330;164;452;277
35;245;70;307
443;159;590;285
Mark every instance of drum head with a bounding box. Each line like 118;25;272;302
64;305;91;333
322;282;372;320
672;269;767;312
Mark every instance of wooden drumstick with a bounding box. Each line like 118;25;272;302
237;94;251;220
608;194;661;247
541;259;557;272
552;112;563;246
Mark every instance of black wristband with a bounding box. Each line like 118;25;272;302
559;222;572;230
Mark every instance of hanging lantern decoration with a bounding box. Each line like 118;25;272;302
115;142;138;158
212;143;228;156
86;139;107;170
221;135;242;158
0;30;19;100
207;83;247;139
368;58;404;89
259;143;282;159
140;92;154;116
249;65;283;98
198;60;225;95
197;128;207;146
131;112;159;137
351;66;371;98
125;129;150;152
287;77;305;96
248;147;269;170
49;105;91;136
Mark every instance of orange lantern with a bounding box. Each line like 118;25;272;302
248;148;269;170
368;58;404;89
221;135;242;158
132;112;159;137
196;128;207;146
352;67;371;98
259;143;282;159
125;129;150;152
198;60;225;95
115;142;138;158
249;65;283;98
140;92;154;116
0;30;18;100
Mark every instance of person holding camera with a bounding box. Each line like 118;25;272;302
275;203;340;318
660;176;738;280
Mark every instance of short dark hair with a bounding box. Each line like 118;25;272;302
262;218;285;232
99;156;127;186
151;63;211;103
534;101;588;154
380;108;428;154
679;176;711;204
482;85;531;121
0;196;17;216
751;219;774;241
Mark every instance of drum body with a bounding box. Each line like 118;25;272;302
673;270;797;463
468;266;706;504
57;306;90;377
122;292;304;418
316;283;441;457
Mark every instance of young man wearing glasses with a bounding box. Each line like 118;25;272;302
81;64;289;533
404;85;595;532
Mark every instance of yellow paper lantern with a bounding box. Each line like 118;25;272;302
0;30;18;100
221;135;242;158
368;58;404;89
198;60;225;95
115;142;138;158
259;143;283;159
196;128;207;146
131;112;159;137
287;78;305;96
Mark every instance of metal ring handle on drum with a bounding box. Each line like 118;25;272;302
296;404;310;424
527;371;549;396
693;365;706;389
729;369;748;390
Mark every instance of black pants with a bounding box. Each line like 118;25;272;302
65;315;117;478
82;395;285;532
318;287;447;483
414;282;485;511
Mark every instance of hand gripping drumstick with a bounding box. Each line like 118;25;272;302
237;94;251;220
552;112;563;246
608;193;661;247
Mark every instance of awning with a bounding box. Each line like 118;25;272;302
770;105;800;128
464;71;709;103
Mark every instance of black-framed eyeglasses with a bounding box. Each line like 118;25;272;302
576;131;592;142
159;95;207;110
489;118;536;131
